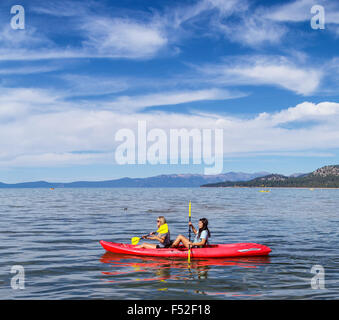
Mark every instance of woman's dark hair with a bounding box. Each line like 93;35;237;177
198;218;211;238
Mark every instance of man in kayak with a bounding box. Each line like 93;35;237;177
135;216;171;249
171;218;210;248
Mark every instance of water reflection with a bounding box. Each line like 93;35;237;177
100;252;271;286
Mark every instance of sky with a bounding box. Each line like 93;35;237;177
1;0;339;182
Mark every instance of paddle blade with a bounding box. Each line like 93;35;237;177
188;249;191;263
131;237;140;245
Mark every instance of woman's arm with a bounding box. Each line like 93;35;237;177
189;222;198;235
147;234;165;243
191;238;206;247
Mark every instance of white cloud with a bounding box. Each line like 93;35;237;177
31;0;93;17
167;0;245;28
0;152;112;167
268;0;339;25
0;65;59;75
80;17;168;59
1;88;339;167
1;0;337;64
0;2;168;61
164;0;284;47
216;15;286;46
197;55;322;95
0;47;88;61
0;0;290;61
0;88;63;119
267;0;317;22
61;74;129;96
105;89;246;112
0;25;50;48
0;86;243;120
257;102;339;125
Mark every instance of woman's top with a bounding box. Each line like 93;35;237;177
193;230;209;246
156;223;171;248
156;231;171;248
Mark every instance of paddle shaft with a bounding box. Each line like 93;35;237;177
188;201;192;242
188;201;192;263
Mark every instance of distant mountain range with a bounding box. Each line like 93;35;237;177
0;172;271;188
201;165;339;188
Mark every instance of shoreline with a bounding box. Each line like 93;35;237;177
201;186;339;189
0;186;339;189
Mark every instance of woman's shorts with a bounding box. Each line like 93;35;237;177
156;243;171;248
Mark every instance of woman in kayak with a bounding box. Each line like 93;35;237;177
171;218;210;248
135;216;171;249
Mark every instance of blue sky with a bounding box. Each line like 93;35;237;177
1;0;339;182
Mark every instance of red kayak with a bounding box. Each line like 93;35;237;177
100;241;271;258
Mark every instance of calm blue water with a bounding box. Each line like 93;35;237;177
0;188;338;299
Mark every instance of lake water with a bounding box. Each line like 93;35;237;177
0;188;338;299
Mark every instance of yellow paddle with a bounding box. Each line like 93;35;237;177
131;233;151;245
131;237;142;245
131;224;169;245
188;200;192;263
